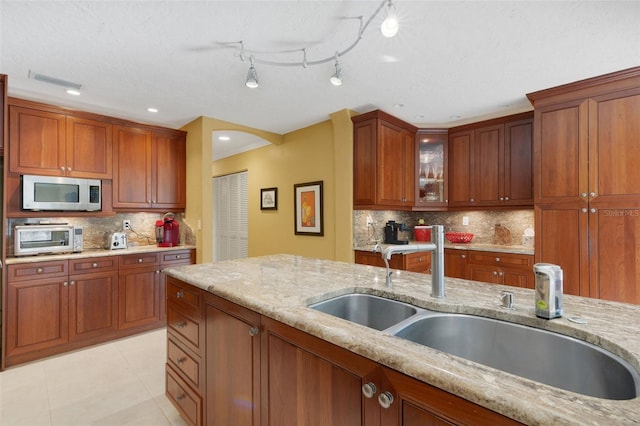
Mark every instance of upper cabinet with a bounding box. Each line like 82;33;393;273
1;74;6;154
353;110;417;210
9;103;112;179
415;129;448;210
448;112;533;209
528;66;640;304
112;125;186;211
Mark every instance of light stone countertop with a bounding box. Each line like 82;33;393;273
164;254;639;425
5;244;196;264
355;242;534;255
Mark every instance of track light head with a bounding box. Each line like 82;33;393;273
330;55;343;86
245;56;259;88
381;0;399;37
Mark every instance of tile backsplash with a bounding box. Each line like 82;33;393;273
7;212;195;255
353;210;534;247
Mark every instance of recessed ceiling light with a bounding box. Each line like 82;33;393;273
393;103;405;108
147;107;158;113
449;115;462;120
218;136;230;141
415;114;425;119
66;89;81;96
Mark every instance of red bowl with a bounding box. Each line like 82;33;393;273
445;232;474;243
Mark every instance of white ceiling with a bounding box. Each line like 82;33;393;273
2;1;639;149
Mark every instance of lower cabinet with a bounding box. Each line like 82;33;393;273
118;253;162;330
443;249;534;288
167;278;522;426
354;250;432;273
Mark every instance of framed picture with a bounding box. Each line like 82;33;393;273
260;187;278;210
294;181;323;236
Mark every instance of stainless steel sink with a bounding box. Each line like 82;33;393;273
308;294;418;331
393;314;640;400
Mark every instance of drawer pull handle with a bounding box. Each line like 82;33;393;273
176;290;184;299
36;268;43;274
175;255;181;259
176;393;186;402
378;391;394;409
176;321;187;328
176;356;187;365
362;382;377;398
249;326;260;337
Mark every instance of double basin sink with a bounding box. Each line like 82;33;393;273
309;293;640;401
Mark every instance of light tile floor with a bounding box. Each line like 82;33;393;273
0;328;187;426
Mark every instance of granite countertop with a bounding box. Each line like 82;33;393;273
164;254;639;425
5;244;196;264
355;242;534;255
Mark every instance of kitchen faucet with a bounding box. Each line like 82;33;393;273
381;225;445;298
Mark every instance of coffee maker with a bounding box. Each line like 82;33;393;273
384;221;409;245
156;212;180;247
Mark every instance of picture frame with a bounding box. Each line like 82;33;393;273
260;187;278;210
294;181;323;236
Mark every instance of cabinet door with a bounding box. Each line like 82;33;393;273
380;367;521;426
66;116;113;178
448;130;474;207
113;125;153;208
152;132;187;209
353;118;377;207
467;264;502;284
9;106;66;175
206;303;260;426
444;249;467;279
377;121;414;207
474;124;503;206
415;130;447;208
6;277;69;358
262;318;377;426
118;266;161;330
69;270;119;341
504;118;533;205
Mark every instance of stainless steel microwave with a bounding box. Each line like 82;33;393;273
14;224;84;256
22;174;101;211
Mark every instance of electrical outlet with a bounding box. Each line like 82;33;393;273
366;215;374;227
123;220;132;230
462;216;469;226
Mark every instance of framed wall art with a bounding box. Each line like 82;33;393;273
294;181;323;236
260;187;278;210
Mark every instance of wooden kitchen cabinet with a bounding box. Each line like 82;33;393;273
444;249;468;279
1;74;6;153
448;113;533;209
415;129;448;210
353;110;417;210
466;251;534;288
118;252;162;330
354;250;431;274
160;249;196;321
528;67;640;304
113;125;186;210
8;102;112;178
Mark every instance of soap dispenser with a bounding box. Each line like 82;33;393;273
534;263;563;319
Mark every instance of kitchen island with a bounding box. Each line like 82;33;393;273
164;254;640;425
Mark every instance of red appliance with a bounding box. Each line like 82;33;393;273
157;212;180;247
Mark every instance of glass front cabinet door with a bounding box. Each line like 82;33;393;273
415;129;448;210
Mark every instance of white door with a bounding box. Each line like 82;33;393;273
213;171;248;262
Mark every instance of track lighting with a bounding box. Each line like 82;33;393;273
381;0;399;38
330;53;343;86
224;0;399;88
245;56;259;88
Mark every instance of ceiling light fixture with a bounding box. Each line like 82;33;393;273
66;89;81;96
147;107;158;113
380;0;399;37
245;56;259;88
330;53;343;86
222;0;399;88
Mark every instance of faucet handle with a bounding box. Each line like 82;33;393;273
500;291;514;309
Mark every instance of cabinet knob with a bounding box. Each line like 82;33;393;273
176;321;187;328
176;290;184;299
493;271;498;276
499;197;504;201
63;281;68;286
461;255;466;259
495;257;501;262
582;208;588;213
137;258;143;263
36;268;43;273
175;255;181;259
176;393;186;402
60;166;65;173
176;356;186;365
362;382;377;399
581;192;587;198
67;167;72;172
378;391;394;409
249;326;260;337
590;208;596;213
418;257;423;262
70;281;75;286
590;192;596;198
504;196;509;201
92;263;98;268
469;198;474;202
498;272;504;276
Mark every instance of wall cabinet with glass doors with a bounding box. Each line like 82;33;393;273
415;129;447;210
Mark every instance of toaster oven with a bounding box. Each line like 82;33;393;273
14;224;84;256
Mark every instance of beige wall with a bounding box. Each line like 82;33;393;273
182;110;354;264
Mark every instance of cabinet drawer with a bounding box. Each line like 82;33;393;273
7;260;68;282
167;305;201;350
118;252;160;269
166;366;201;426
168;337;201;390
167;277;202;314
404;252;431;273
467;251;533;269
69;256;117;275
161;249;194;266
